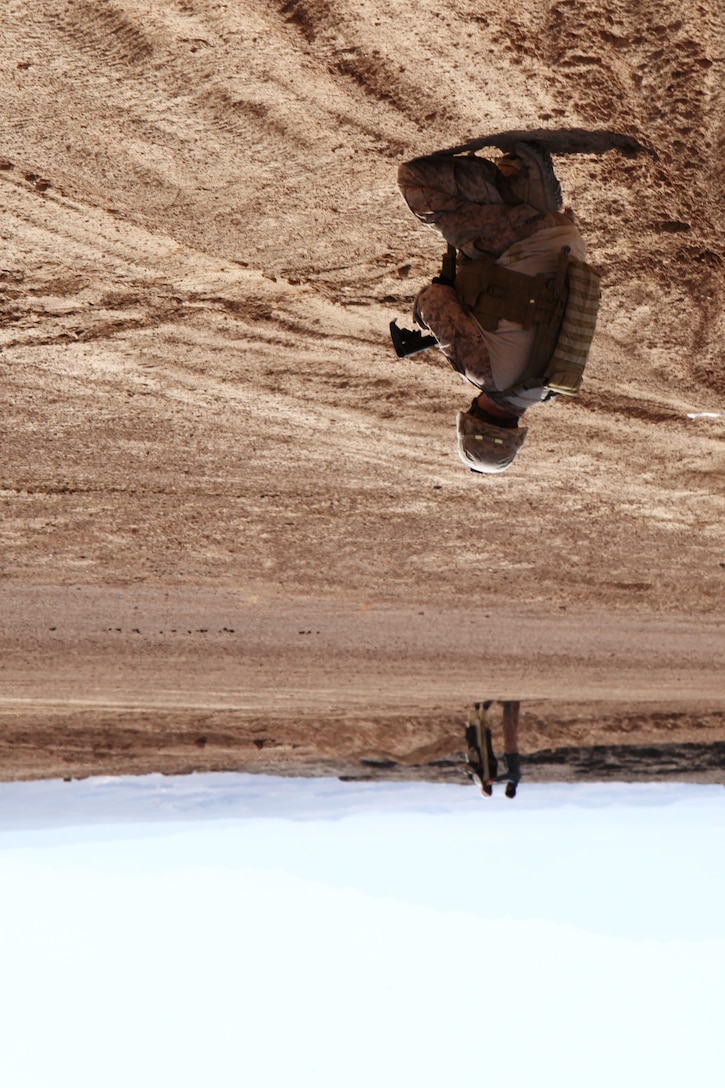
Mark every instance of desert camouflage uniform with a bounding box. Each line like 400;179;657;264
397;154;587;415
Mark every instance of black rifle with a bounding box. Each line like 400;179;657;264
389;320;437;358
389;244;456;358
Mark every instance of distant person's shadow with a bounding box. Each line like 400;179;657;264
431;127;658;161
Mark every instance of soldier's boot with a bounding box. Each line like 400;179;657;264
497;141;563;213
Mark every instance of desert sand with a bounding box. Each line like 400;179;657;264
1;0;724;784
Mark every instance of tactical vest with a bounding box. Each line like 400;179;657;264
451;245;601;396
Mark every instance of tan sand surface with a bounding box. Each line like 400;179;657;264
1;0;724;782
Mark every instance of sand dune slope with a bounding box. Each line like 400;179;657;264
1;0;724;776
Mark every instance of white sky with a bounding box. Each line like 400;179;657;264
0;775;723;1088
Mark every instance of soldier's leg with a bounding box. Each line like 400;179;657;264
501;700;522;798
398;153;503;214
397;154;503;245
501;700;520;754
397;153;559;258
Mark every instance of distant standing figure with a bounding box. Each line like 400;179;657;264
464;699;522;799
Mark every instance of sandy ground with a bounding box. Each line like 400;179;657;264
1;0;724;784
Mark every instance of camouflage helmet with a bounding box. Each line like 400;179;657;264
456;410;528;474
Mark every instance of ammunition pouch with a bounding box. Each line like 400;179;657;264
451;246;601;397
455;258;558;332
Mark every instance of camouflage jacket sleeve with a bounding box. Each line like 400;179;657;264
414;281;494;386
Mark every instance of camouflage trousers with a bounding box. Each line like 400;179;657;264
397;153;567;259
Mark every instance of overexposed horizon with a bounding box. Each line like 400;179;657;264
1;774;723;1087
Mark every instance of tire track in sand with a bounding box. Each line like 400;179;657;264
45;0;154;70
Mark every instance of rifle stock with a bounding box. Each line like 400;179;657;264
389;320;437;358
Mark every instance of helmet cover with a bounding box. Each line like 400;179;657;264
456;411;528;474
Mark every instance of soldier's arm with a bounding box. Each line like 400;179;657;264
413;281;495;387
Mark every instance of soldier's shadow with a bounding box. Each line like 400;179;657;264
432;127;658;160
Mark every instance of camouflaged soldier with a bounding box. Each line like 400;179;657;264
395;143;600;474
